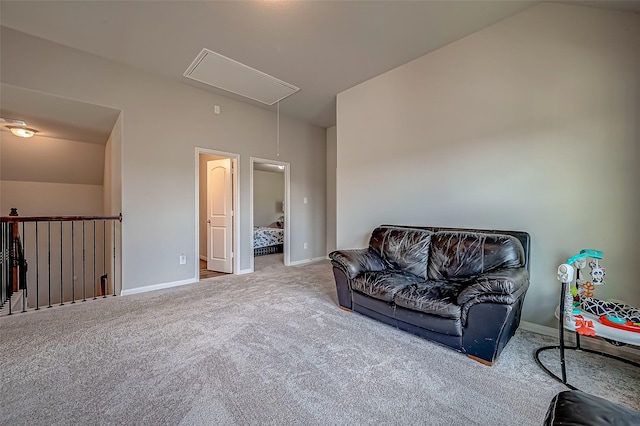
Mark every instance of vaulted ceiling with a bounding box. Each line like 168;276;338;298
1;0;639;139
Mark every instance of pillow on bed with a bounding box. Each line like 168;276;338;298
269;216;285;229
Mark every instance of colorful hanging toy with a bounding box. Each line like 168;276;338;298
557;249;640;335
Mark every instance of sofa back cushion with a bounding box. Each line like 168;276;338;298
427;231;525;281
369;226;433;279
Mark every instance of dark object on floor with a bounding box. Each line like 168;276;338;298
329;225;530;365
254;243;283;256
544;390;640;425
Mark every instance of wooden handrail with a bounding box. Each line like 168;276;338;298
1;213;122;223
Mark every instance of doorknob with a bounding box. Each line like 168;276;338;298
207;219;211;224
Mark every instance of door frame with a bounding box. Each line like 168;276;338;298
250;157;290;271
195;148;240;276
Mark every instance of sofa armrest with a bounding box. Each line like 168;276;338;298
457;268;529;306
460;269;529;364
329;248;386;279
544;390;640;425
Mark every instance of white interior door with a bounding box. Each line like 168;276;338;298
207;159;233;273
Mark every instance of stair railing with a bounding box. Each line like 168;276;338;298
0;209;122;315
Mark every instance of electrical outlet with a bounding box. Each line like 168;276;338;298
180;254;187;265
304;242;308;249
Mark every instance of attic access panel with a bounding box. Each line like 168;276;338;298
184;49;299;105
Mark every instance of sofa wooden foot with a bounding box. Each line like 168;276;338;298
339;306;353;312
467;354;494;367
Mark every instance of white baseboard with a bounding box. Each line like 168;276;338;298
121;277;197;296
238;268;252;275
520;321;557;337
289;256;328;266
199;255;206;261
520;321;640;362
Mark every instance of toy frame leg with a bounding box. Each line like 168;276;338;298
534;344;639;390
535;282;640;389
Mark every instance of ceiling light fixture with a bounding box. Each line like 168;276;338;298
1;117;39;138
8;126;38;138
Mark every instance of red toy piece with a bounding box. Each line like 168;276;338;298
599;315;640;333
574;315;596;336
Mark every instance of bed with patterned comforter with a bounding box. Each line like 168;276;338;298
253;226;284;255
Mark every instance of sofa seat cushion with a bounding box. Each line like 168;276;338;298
351;270;423;302
393;281;464;319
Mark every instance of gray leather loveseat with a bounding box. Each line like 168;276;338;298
329;225;530;365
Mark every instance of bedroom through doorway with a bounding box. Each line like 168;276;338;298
250;157;290;272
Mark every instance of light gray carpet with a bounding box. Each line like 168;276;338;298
1;254;638;425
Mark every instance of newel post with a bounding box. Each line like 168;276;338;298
9;208;19;292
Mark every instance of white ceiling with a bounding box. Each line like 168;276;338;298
254;163;285;174
0;84;120;144
1;0;639;137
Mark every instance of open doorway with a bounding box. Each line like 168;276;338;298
250;157;290;272
196;148;240;279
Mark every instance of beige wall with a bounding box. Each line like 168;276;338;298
326;126;337;254
1;132;105;185
1;27;326;291
102;114;123;295
336;3;640;327
0;129;106;216
0;181;103;216
103;113;123;216
253;170;284;227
